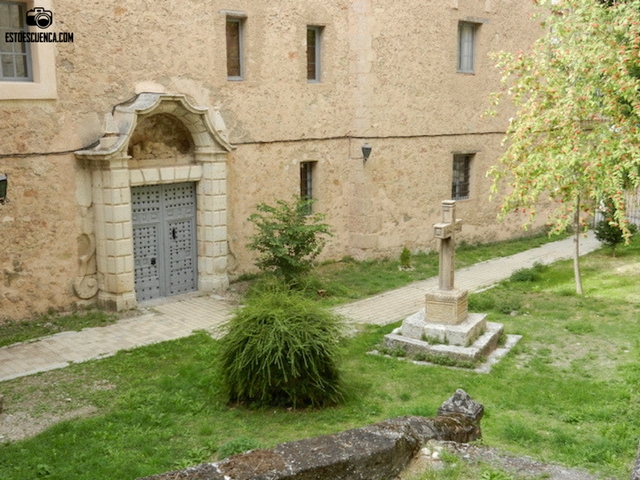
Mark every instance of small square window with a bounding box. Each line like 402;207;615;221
300;161;316;214
457;22;477;73
226;17;243;80
452;154;472;200
307;26;322;82
0;1;32;81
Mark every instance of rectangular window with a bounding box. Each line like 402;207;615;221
300;161;316;214
452;154;472;200
457;22;476;73
226;17;243;80
0;1;31;81
307;26;321;82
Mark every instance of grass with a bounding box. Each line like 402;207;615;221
0;232;640;480
0;308;117;349
0;235;639;479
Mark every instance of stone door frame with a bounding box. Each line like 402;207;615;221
76;93;233;311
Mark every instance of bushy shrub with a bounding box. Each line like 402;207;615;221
509;262;547;282
399;247;412;269
594;200;638;256
218;284;345;407
468;291;521;314
468;293;496;312
247;197;332;283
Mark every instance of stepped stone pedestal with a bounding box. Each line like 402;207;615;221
383;201;504;363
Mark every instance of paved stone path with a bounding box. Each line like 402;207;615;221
0;232;601;383
334;232;600;325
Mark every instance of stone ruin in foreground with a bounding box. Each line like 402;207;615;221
139;389;484;480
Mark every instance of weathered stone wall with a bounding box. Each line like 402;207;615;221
227;134;539;273
0;0;543;319
139;390;484;480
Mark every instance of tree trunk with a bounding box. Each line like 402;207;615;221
573;196;583;295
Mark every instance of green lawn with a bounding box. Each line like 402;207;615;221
0;309;117;349
0;235;638;479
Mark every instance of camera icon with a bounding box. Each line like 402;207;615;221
26;7;53;29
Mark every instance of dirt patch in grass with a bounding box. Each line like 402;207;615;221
0;406;98;442
511;336;631;381
0;371;114;443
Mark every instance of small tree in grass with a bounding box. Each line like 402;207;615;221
218;283;345;407
247;196;332;284
595;199;638;256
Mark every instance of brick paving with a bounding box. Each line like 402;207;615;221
0;232;601;383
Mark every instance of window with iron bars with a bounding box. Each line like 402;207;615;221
452;154;472;200
300;161;316;214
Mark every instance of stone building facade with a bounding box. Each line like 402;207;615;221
0;0;543;320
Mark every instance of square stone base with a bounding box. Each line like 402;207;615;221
425;288;468;325
384;321;504;362
401;308;487;347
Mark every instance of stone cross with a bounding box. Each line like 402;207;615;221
433;200;462;291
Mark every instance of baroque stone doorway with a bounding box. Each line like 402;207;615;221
75;93;233;311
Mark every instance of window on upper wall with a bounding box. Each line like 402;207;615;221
0;0;57;99
300;161;316;214
452;154;472;200
0;1;31;81
457;22;478;73
307;26;322;82
226;17;243;80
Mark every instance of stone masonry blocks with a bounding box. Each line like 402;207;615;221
202;162;226;180
200;179;214;195
203;257;214;275
101;205;127;224
159;167;175;182
107;169;130;188
212;195;226;211
174;165;191;181
142;168;160;184
214;241;227;257
201;195;214;212
129;169;144;186
102;188;121;206
203;226;214;243
213;256;227;273
213;226;227;242
425;288;468;325
189;165;203;180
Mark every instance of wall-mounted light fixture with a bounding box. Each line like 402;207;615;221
362;143;372;163
0;174;7;204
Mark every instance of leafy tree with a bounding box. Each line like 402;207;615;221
247;196;332;283
489;0;640;293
